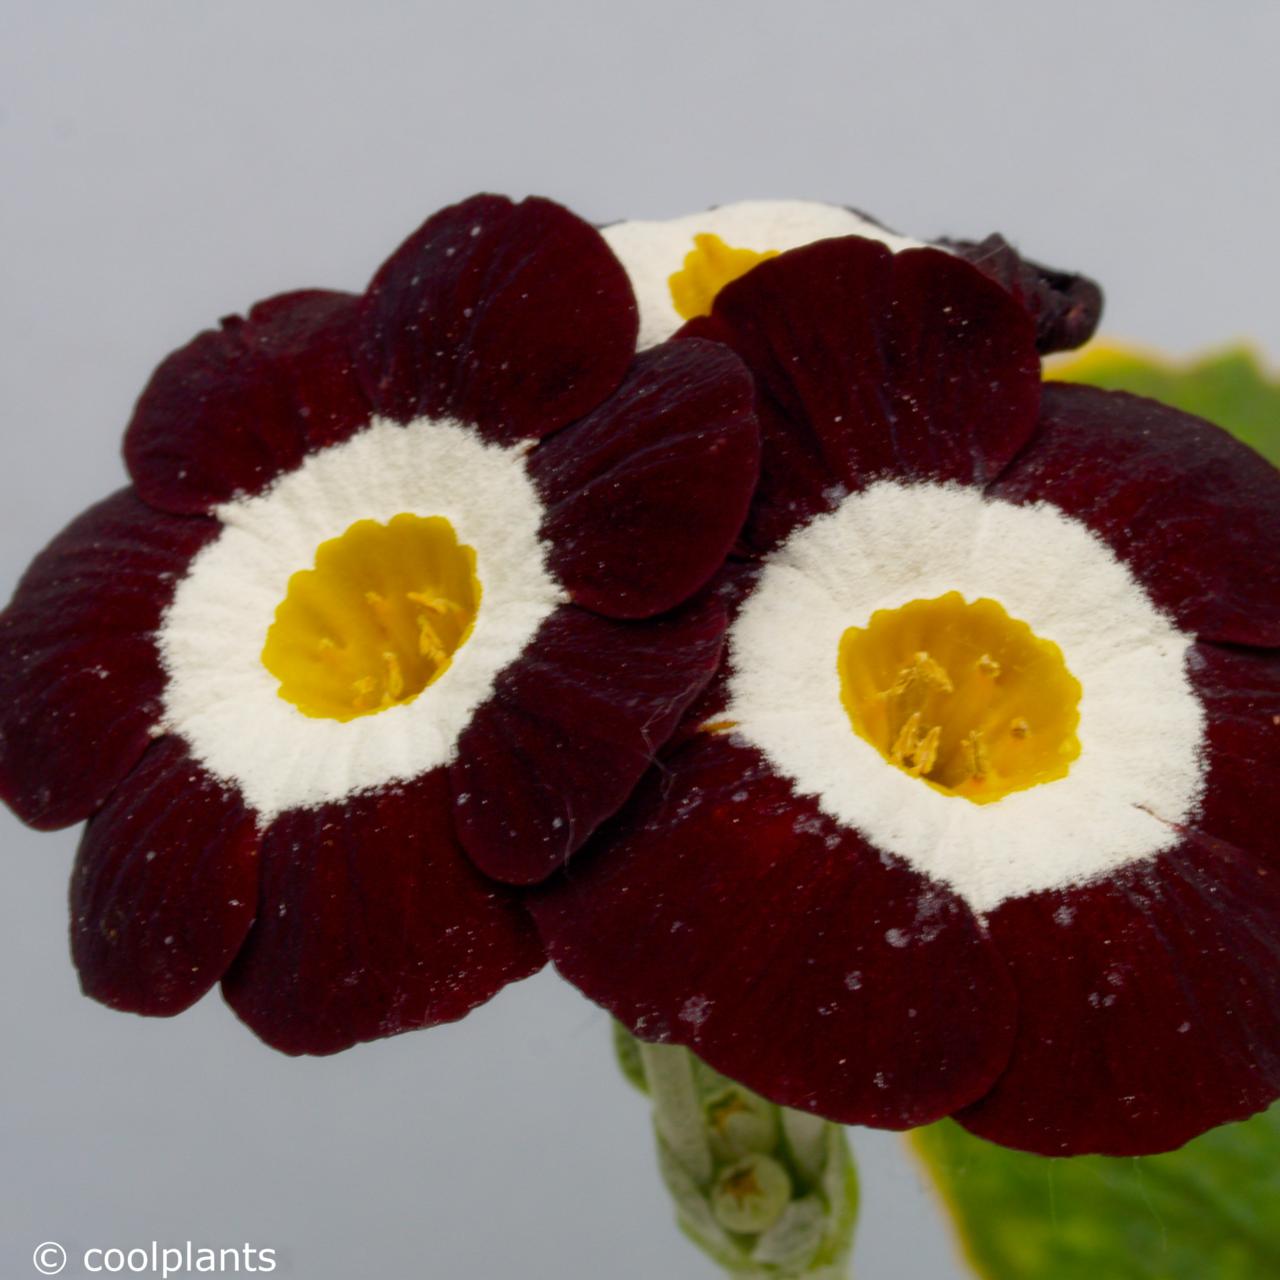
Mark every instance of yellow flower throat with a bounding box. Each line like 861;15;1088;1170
839;593;1081;804
669;233;778;321
262;514;480;722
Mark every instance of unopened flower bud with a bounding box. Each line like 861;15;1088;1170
711;1153;793;1234
703;1085;780;1161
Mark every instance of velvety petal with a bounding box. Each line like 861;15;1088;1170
991;383;1280;646
663;562;761;753
958;840;1280;1156
528;338;758;618
222;770;544;1055
1186;642;1280;864
71;737;258;1016
959;642;1280;1155
680;238;1040;554
451;599;727;885
0;489;218;829
356;194;637;444
942;233;1104;354
532;735;1016;1128
125;290;370;514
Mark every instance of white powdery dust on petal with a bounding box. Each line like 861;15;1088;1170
158;417;564;820
600;199;924;350
726;480;1207;914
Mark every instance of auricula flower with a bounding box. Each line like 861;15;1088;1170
601;198;1102;355
532;233;1280;1156
0;194;759;1055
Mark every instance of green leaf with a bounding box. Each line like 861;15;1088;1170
1048;341;1280;465
910;1106;1280;1279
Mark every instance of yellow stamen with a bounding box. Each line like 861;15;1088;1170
262;514;481;722
889;713;942;778
700;718;740;735
960;729;990;782
364;590;393;629
839;593;1081;804
416;615;448;664
881;651;954;701
408;591;469;620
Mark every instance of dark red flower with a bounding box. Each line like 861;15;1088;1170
532;235;1280;1156
601;198;1101;354
1;194;759;1055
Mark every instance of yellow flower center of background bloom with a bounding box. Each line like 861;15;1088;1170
262;514;480;722
839;593;1082;804
669;233;778;321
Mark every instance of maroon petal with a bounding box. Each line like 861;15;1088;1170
528;338;758;618
221;770;544;1056
664;563;762;753
991;383;1280;646
0;489;217;829
71;736;258;1016
125;290;370;515
1187;642;1280;864
451;599;727;885
531;735;1016;1128
958;840;1280;1156
958;639;1280;1155
681;238;1040;554
356;194;637;444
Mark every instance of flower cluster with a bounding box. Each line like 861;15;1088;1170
3;196;1277;1156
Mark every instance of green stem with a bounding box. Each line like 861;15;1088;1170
638;1040;715;1185
614;1024;859;1278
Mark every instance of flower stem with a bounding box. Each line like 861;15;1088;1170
614;1024;859;1278
637;1040;715;1185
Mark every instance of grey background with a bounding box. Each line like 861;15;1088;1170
3;3;1277;1277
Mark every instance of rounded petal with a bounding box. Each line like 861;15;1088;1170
71;736;258;1016
958;642;1280;1155
452;600;727;885
125;290;370;515
958;842;1280;1156
600;200;924;350
681;238;1041;553
991;383;1280;646
529;338;758;618
0;489;218;829
356;194;637;443
222;770;544;1055
531;735;1016;1128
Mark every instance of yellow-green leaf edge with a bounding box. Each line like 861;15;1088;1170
1046;340;1280;465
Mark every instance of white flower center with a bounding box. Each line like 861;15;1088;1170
159;418;563;820
725;481;1206;913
